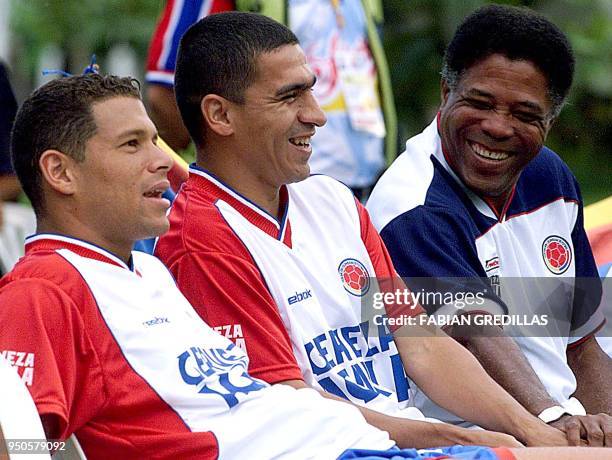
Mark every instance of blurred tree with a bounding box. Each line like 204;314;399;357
384;0;611;204
10;0;162;82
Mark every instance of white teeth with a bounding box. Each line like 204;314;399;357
470;142;509;160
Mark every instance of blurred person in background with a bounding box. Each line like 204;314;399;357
0;61;34;275
145;0;397;201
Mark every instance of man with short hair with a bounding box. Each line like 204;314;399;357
1;73;603;460
156;11;575;449
367;4;612;446
145;0;395;199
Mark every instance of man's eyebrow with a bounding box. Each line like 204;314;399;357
275;75;317;97
465;88;495;99
116;128;157;141
466;88;545;113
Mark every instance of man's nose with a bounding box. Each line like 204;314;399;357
481;110;514;139
151;141;174;172
299;91;327;127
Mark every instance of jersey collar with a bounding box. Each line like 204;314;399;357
188;164;292;247
25;233;135;271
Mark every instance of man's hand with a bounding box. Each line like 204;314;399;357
551;413;612;447
519;424;569;447
444;425;523;448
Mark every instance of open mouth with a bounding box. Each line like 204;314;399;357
469;141;510;161
143;181;170;204
144;188;165;199
289;136;312;149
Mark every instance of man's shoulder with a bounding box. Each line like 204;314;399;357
156;184;256;264
0;249;95;317
2;250;78;288
292;174;356;202
367;119;450;231
290;174;363;225
514;146;581;210
523;146;577;186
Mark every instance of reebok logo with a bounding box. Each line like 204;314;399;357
288;289;312;305
142;316;170;327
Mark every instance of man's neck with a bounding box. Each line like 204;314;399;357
36;218;133;264
196;158;282;219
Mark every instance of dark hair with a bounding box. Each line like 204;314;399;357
441;4;574;117
175;11;298;146
11;74;140;215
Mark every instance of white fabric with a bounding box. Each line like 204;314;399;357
58;246;392;460
216;174;427;420
0;355;51;459
0;202;35;274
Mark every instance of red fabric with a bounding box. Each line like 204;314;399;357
146;0;176;72
491;447;517;460
355;199;425;329
155;173;303;384
0;241;219;460
146;0;235;73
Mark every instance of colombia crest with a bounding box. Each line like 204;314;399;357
542;235;572;274
338;258;370;296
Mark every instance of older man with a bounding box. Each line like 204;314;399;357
367;4;611;446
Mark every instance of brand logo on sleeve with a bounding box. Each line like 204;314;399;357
542;235;572;274
338;258;370;296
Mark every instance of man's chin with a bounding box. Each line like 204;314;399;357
140;220;171;241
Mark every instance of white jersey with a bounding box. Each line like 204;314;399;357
156;167;428;421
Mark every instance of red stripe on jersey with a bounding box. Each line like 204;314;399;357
146;0;177;72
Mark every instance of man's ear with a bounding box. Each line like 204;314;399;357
440;79;451;107
201;94;234;137
39;150;78;196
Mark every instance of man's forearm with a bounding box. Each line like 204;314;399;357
393;325;564;445
457;332;560;416
277;379;521;448
567;336;612;415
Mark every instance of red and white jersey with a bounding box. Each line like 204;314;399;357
156;166;426;419
0;235;392;459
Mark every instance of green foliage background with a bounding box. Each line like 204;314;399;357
9;0;611;203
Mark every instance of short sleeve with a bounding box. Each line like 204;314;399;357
0;279;105;440
568;187;604;341
379;206;505;315
169;251;304;384
355;198;425;323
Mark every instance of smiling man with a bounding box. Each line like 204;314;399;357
152;11;595;451
367;4;612;446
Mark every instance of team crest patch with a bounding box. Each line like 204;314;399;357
338;258;370;296
542;235;572;274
